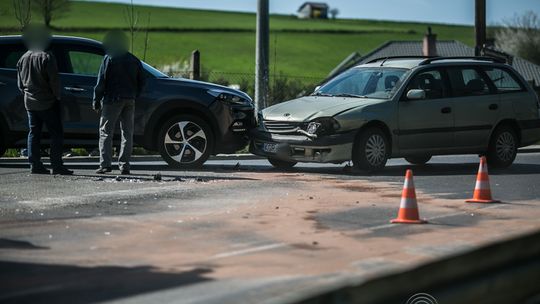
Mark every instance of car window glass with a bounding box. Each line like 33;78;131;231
68;51;103;76
0;47;26;69
448;67;490;97
407;70;444;99
483;67;523;92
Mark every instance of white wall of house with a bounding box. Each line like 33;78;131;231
297;5;311;19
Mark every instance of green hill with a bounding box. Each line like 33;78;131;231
0;0;476;78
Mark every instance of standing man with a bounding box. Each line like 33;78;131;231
17;25;73;175
93;30;145;175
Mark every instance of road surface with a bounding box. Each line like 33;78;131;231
1;153;540;304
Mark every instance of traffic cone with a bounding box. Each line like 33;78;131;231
391;169;427;224
466;156;500;203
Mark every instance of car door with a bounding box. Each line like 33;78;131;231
0;43;29;134
56;44;104;135
398;68;454;152
447;66;499;149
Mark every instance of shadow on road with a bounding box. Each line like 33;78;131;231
0;261;213;304
2;161;540;178
0;239;49;250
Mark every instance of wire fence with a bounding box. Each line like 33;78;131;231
162;68;326;106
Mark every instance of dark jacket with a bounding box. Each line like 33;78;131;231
16;50;60;111
93;52;145;103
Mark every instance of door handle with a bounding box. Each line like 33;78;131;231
0;81;6;86
489;104;499;110
64;86;86;92
441;107;452;114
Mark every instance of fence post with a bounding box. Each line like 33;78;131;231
190;50;200;80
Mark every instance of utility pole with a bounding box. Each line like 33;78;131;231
255;0;269;114
475;0;486;56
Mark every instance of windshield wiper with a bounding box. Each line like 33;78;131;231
311;92;334;97
333;93;368;98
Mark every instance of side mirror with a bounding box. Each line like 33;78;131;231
406;89;426;100
314;86;321;92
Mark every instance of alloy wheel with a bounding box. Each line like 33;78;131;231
164;121;207;164
365;134;386;166
495;131;516;162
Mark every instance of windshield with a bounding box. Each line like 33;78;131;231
142;62;169;78
316;67;409;99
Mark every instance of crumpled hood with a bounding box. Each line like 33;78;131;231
262;96;380;121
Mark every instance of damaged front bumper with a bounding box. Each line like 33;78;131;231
249;129;355;163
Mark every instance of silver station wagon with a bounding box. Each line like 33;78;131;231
250;56;540;171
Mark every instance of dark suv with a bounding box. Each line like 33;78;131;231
0;35;255;168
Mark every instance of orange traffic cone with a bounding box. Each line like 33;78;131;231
391;169;427;224
466;156;500;203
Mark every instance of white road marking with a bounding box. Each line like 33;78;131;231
212;243;287;259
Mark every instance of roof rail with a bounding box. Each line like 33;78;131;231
419;56;506;65
366;56;433;64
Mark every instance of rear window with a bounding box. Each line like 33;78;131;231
483;67;524;93
0;45;26;69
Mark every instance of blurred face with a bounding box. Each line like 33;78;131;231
23;25;52;51
103;31;129;57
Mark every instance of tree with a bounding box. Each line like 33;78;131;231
329;8;339;20
123;0;139;53
31;0;70;27
496;11;540;65
13;0;32;30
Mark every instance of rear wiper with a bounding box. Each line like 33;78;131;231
333;93;368;98
311;92;334;97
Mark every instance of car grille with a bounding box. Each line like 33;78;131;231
263;120;301;133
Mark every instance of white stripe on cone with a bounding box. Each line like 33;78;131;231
474;180;491;190
399;197;418;209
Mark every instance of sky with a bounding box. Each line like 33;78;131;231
82;0;540;25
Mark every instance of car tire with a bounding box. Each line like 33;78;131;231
268;158;297;169
487;125;518;168
352;127;389;172
158;115;214;169
405;155;432;165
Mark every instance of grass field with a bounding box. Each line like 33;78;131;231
0;0;476;77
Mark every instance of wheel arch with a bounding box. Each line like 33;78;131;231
143;100;218;152
354;120;393;156
491;119;521;146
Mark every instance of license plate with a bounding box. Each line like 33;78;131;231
262;143;278;153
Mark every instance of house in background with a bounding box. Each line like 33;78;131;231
297;2;329;19
328;28;540;91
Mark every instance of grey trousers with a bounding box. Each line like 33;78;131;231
99;99;135;171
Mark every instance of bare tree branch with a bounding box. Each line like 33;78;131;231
31;0;70;27
123;0;139;53
143;13;151;61
13;0;32;30
496;11;540;65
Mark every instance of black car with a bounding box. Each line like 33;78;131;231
0;35;255;168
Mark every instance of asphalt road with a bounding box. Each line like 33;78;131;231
1;153;540;304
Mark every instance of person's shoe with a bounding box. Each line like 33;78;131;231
52;167;74;175
31;166;50;175
95;167;112;174
120;169;130;175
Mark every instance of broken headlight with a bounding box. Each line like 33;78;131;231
304;117;340;136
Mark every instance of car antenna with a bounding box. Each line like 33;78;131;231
380;57;389;66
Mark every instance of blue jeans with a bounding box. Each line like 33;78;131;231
27;103;64;169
